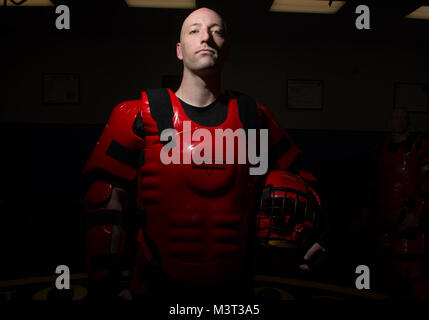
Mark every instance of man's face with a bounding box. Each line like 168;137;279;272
390;108;409;134
177;8;228;75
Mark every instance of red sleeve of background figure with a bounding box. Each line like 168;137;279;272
416;134;429;219
257;104;302;171
82;100;144;285
418;134;429;190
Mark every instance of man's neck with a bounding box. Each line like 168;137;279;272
175;68;222;107
391;131;409;144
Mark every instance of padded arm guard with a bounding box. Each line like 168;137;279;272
84;180;129;298
82;101;144;296
83;100;145;185
418;134;429;194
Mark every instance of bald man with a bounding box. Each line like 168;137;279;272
82;7;324;300
368;107;429;297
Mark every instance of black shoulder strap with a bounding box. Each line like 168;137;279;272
145;89;259;133
145;88;175;137
231;91;258;130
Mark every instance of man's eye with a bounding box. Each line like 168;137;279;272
190;30;198;34
212;30;224;37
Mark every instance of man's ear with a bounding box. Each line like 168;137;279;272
176;42;183;60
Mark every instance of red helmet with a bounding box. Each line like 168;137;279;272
257;170;321;249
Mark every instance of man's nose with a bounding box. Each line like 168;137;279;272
200;28;211;42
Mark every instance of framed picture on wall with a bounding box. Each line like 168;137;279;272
287;79;323;110
394;82;429;113
43;73;80;104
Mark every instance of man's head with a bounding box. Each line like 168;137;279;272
176;7;229;76
390;107;410;134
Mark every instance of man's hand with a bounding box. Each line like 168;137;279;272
117;289;133;300
299;242;326;271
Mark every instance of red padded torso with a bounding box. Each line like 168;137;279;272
137;89;255;284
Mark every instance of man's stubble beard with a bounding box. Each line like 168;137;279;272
186;60;223;78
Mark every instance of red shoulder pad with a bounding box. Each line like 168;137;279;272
258;104;301;170
83;100;145;182
258;104;283;140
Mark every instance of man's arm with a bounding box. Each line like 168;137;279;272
107;187;128;254
257;104;328;269
107;187;134;300
257;104;301;172
82;100;144;298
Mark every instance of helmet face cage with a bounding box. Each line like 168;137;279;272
257;185;317;249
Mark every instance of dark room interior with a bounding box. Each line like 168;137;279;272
1;0;429;304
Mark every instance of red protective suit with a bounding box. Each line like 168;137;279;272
372;133;429;295
82;88;300;296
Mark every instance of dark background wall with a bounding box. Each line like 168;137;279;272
1;2;429;130
0;0;428;289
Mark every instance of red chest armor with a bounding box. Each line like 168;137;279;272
375;137;419;224
137;89;255;284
